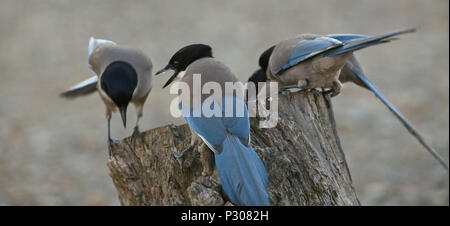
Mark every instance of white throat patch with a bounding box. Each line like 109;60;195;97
178;71;186;78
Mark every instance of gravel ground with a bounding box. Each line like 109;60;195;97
0;0;448;205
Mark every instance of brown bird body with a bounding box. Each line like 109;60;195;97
268;34;350;96
248;28;448;170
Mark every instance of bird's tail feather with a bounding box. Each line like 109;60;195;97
60;76;98;98
326;28;416;57
215;134;270;206
353;69;449;170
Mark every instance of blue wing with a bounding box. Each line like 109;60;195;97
275;36;343;75
180;99;226;153
276;29;416;75
180;96;250;153
221;96;251;146
327;34;368;43
180;95;269;206
324;28;416;57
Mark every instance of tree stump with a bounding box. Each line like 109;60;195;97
106;90;360;206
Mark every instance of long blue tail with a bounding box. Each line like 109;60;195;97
215;134;270;206
351;64;449;170
325;28;416;57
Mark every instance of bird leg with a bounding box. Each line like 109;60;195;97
330;80;342;97
322;80;342;97
131;115;145;149
278;84;299;92
107;118;118;158
278;85;296;101
280;88;293;101
278;79;309;101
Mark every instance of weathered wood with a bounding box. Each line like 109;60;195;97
106;90;360;205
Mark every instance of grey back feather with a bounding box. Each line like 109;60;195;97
181;57;244;108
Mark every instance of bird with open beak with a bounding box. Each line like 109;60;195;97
157;44;270;206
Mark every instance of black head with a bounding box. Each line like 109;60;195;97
258;45;275;73
100;61;138;128
247;68;267;96
248;68;267;84
156;44;213;88
247;45;274;90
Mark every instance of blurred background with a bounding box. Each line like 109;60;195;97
0;0;448;205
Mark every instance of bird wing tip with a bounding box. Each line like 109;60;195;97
59;91;77;99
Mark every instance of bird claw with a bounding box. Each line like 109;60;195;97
173;144;194;169
322;89;333;96
278;84;301;101
323;80;342;97
322;89;340;97
131;126;145;148
278;84;298;93
280;89;293;101
108;138;119;158
330;89;340;97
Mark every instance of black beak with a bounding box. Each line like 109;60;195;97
155;65;169;75
162;70;180;88
119;106;127;128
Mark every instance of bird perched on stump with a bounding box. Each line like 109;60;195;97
248;28;448;170
262;28;416;96
157;44;270;206
60;37;153;157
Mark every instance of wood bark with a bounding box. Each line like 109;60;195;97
106;90;360;206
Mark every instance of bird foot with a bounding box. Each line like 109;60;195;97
282;89;293;101
322;89;332;96
173;144;194;169
278;80;308;101
131;126;145;149
278;87;295;101
108;138;119;158
278;84;299;93
278;85;296;101
323;80;342;97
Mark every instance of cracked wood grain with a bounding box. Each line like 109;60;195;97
107;90;360;206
